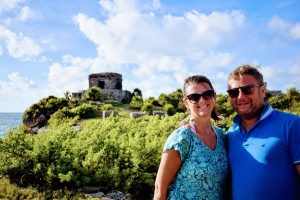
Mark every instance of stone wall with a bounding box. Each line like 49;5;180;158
102;110;118;118
89;72;122;90
72;90;86;99
100;89;131;103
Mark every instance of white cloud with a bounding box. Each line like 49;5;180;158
41;38;58;51
261;65;300;91
17;6;35;22
0;26;43;60
0;72;38;112
74;7;244;63
0;0;25;13
71;1;244;98
290;24;300;39
289;64;300;74
124;73;176;98
268;16;300;40
196;51;232;69
45;55;94;96
66;1;245;98
268;16;289;30
38;56;48;62
6;72;36;90
99;0;161;15
99;0;139;14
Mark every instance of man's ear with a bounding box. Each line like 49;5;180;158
261;84;266;98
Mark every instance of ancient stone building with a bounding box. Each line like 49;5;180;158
72;72;131;104
89;73;122;90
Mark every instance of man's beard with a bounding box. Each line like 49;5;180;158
238;105;264;121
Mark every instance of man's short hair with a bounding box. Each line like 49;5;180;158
228;64;264;85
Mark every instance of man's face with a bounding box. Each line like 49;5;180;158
228;74;265;120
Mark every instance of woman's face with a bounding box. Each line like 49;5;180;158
183;82;216;120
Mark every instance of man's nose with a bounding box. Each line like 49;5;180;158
237;88;246;98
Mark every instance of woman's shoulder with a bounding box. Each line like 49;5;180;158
212;125;226;138
212;125;224;133
168;126;193;140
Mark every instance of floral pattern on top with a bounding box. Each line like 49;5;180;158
163;126;228;200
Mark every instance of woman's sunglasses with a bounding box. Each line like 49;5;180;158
186;90;215;104
227;84;263;98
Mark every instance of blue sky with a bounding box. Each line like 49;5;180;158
0;0;300;112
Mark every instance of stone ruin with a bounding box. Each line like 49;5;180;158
72;72;131;103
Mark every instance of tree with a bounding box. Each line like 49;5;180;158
158;93;170;107
141;102;154;115
133;88;142;98
85;86;102;101
64;91;72;100
268;94;289;110
144;97;160;106
216;94;234;117
286;87;300;99
129;95;143;110
164;104;176;116
167;89;183;111
286;87;300;106
264;91;272;101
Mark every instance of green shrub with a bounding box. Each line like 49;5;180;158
0;113;186;199
48;108;79;126
164;104;176;116
144;97;160;107
129;95;143;110
70;103;100;119
158;93;169;106
102;104;113;111
22;96;69;127
85;86;102;101
268;94;289;110
214;112;235;131
141;103;154;115
216;94;234;117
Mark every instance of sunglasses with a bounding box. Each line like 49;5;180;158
227;84;263;98
186;90;215;103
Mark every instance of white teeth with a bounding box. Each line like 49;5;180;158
238;102;249;106
199;105;208;109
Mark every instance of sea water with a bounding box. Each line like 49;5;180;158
0;112;23;138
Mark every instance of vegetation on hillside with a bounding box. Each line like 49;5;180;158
0;86;299;199
0;113;185;199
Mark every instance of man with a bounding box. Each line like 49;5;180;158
226;65;300;200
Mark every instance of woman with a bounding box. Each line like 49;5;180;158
154;75;229;200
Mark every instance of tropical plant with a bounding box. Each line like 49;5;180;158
85;86;102;101
141;102;154;115
132;88;142;98
70;103;101;119
164;104;176;116
129;95;143;110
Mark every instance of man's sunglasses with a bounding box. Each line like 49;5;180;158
186;90;215;104
227;84;263;98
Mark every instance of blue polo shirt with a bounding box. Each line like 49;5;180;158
228;103;300;200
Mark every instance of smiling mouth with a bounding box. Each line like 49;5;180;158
237;101;250;106
198;105;208;109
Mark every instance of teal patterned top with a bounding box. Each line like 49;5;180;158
164;126;228;200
